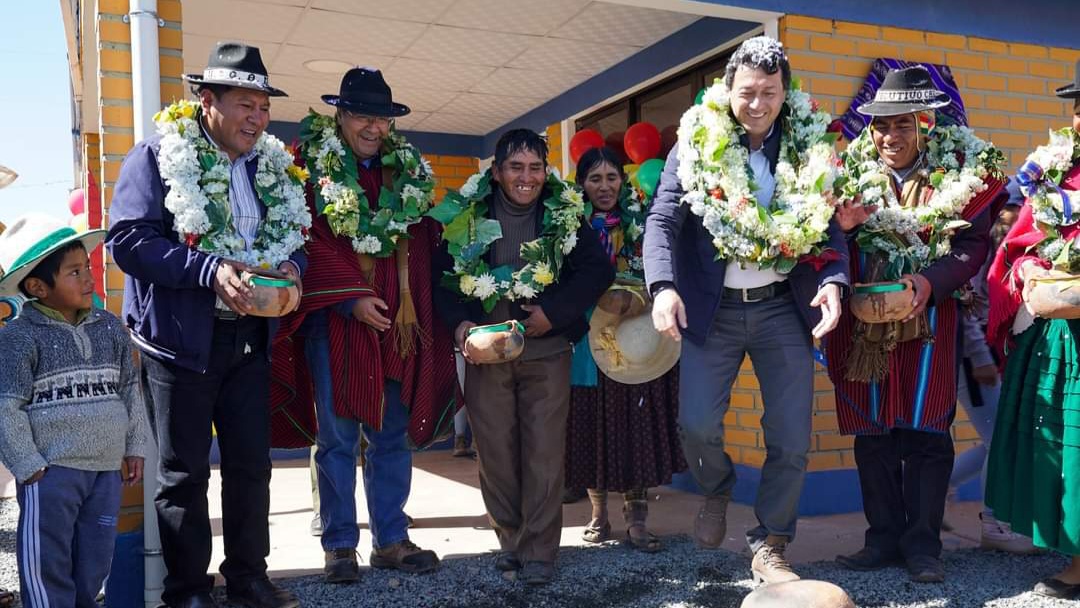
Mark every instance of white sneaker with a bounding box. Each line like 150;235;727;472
980;513;1041;555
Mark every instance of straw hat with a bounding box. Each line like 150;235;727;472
588;284;679;385
0;213;105;297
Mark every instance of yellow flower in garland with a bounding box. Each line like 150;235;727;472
286;164;310;183
532;263;554;286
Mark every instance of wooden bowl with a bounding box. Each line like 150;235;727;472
850;281;915;324
1026;271;1080;319
242;270;299;317
464;320;525;364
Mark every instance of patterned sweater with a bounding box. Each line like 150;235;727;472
0;304;148;482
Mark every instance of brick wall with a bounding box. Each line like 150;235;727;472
781;15;1080;169
96;0;183;319
428;155;480;202
92;0;184;532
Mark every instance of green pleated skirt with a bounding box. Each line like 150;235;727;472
986;318;1080;555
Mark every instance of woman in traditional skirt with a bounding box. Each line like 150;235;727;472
564;146;686;552
984;65;1080;600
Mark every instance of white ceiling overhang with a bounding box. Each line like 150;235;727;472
181;0;777;144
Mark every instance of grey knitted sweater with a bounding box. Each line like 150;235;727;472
0;305;148;482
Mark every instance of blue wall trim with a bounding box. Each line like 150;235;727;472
699;0;1076;51
482;16;758;152
670;466;865;516
266;122;485;158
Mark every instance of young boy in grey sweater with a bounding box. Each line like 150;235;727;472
0;214;147;607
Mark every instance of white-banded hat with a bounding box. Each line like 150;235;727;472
857;66;950;117
184;42;287;97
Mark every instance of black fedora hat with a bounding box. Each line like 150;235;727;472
184;41;287;97
857;66;951;117
322;68;410;117
1055;60;1080;98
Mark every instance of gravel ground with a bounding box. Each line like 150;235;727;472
240;538;1073;608
0;498;1073;607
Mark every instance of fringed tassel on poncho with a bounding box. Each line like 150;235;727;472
845;313;932;383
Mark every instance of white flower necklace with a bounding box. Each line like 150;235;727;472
154;100;311;268
1017;126;1080;270
429;169;586;313
839;123;1005;275
676;78;839;272
298;110;436;256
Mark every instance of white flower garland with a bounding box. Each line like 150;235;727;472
676;79;839;272
430;169;587;312
840;123;1004;273
154;100;311;268
1018;127;1080;270
299;110;436;256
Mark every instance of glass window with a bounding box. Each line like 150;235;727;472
637;78;692;159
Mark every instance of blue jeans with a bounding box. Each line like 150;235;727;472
306;335;411;551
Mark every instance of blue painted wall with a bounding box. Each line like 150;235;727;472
698;0;1075;50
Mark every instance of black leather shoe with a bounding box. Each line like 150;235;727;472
225;579;299;608
1034;577;1080;599
836;546;902;571
166;593;218;608
494;551;521;572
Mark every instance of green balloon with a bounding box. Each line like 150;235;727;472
637;158;664;199
694;87;707;105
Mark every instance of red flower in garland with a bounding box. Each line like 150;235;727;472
798;247;842;271
184;233;200;248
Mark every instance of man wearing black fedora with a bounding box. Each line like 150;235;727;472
108;42;307;608
827;65;1005;583
271;67;458;584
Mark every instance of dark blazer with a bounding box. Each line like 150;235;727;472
107;135;308;372
432;187;615;343
643;130;849;346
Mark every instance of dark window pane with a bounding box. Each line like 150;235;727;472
638;80;692;159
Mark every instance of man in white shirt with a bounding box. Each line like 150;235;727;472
643;36;849;584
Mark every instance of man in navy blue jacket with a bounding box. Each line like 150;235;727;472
107;43;306;608
642;36;849;585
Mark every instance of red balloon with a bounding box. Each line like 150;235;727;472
68;188;85;216
624;122;661;164
569;129;604;164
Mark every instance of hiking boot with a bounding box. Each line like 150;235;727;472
324;548;360;584
370;539;440;574
836;546;902;571
694;494;730;549
520;561;555;586
980;513;1041;554
452;435;475;457
906;554;945;583
751;535;800;585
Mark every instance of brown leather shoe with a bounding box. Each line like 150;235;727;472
751;535;800;585
324;548;360;584
694;494;730;548
370;539;440;574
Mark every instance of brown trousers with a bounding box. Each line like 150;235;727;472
464;350;572;564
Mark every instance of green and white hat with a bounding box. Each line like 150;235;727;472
0;213;105;296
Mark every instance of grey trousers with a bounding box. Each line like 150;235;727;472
678;293;814;552
465;351;572;564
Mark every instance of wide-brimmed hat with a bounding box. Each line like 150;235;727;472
322;68;410;117
1055;60;1080;99
857;66;951;117
184;42;287;97
588;284;679;385
0;165;17;189
0;214;105;297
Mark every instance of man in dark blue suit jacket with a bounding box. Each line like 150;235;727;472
642;36;849;586
107;43;305;608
